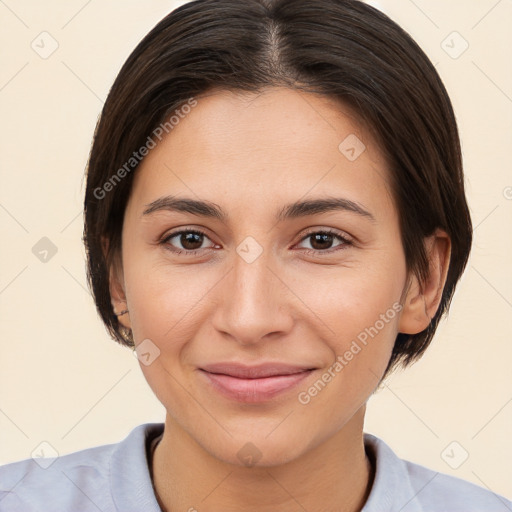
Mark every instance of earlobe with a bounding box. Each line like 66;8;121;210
398;229;451;335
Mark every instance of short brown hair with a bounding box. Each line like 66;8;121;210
83;0;472;377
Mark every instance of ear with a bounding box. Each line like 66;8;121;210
102;236;132;330
398;229;451;335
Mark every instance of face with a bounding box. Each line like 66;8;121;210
113;87;412;466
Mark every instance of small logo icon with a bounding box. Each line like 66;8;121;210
338;134;366;161
31;441;59;469
236;236;263;264
134;338;161;366
237;442;263;467
32;237;58;263
441;441;469;469
441;31;469;59
31;31;59;59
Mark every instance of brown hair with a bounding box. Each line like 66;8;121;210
83;0;472;377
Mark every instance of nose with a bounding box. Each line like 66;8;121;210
211;246;294;346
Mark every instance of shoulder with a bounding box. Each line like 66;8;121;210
404;457;511;511
0;442;115;512
363;433;512;512
0;423;164;512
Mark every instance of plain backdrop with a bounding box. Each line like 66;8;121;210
0;0;511;500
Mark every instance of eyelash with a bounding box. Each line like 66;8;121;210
160;228;353;257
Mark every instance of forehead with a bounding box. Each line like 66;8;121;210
129;87;394;221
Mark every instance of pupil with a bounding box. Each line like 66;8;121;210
178;232;334;251
311;233;332;250
182;233;202;250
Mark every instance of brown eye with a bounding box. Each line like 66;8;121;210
310;232;335;250
162;229;214;254
177;232;204;250
297;230;352;254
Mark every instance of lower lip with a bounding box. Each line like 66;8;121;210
199;369;314;403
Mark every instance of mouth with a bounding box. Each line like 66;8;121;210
198;363;317;403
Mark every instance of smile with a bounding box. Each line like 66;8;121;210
197;364;316;403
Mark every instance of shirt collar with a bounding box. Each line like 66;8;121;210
108;424;425;512
362;432;426;512
110;422;165;512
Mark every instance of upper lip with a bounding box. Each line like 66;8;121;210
199;363;316;379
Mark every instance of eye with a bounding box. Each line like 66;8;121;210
296;229;352;254
160;227;353;256
161;229;216;255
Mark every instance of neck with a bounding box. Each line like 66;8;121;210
152;405;373;512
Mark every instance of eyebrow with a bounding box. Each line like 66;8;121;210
142;195;375;222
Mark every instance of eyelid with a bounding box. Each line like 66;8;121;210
294;227;353;254
298;227;354;244
161;227;215;252
160;226;354;255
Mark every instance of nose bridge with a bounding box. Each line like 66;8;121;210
212;242;292;344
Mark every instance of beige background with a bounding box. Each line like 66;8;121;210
1;0;511;500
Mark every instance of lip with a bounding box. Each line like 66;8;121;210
198;363;316;403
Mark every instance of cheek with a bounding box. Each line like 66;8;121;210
123;228;406;355
122;237;215;339
290;252;405;343
121;254;207;416
293;275;402;431
288;249;406;403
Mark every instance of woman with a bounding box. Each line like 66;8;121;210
1;0;510;510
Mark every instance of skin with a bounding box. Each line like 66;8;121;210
109;87;451;512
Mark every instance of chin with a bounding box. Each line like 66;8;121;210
190;419;322;468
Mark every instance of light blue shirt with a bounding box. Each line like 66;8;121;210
0;423;510;511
